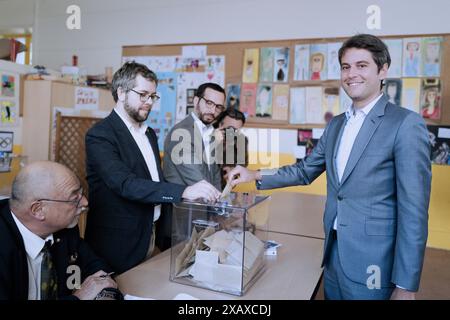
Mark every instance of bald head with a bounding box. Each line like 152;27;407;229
10;161;77;211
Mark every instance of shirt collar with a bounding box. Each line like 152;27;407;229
11;211;54;260
191;112;214;135
345;93;383;120
114;108;148;135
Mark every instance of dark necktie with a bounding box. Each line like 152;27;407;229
40;240;58;300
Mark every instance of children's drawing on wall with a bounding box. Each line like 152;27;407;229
327;42;342;80
322;87;340;123
384;39;403;78
420;78;441;120
226;84;241;110
305;86;323;124
383;79;402;106
272;84;289;121
273;47;289;83
293;44;310;81
401;78;421;113
259;48;274;82
289;87;306;124
1;75;15;97
297;129;317;157
422;37;442;77
309;44;327;81
205;55;225;87
239;83;257;117
242;48;259;83
0;100;17;126
256;84;272;117
402;38;422;77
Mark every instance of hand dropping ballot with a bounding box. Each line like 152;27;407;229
219;179;233;201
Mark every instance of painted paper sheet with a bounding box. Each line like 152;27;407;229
384;39;403;78
327;42;342;80
305;86;323;123
293;44;310;81
256;84;272;118
309;44;328;81
289;87;306;124
322;86;340;123
226;84;241;110
384;79;402;106
259;48;274;82
420;78;441;120
273;47;290;83
242;49;259;83
240;83;257;117
422;37;442;77
402;37;422;77
272;84;289;121
401;78;421;113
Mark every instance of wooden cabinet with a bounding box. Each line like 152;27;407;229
22;80;114;162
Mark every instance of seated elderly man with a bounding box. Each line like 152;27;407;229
0;161;119;300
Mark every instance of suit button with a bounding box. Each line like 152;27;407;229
337;195;343;201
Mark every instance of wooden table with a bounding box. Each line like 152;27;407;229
262;192;325;239
116;231;324;300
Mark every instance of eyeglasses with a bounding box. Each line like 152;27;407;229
200;96;225;112
129;89;160;103
37;188;84;209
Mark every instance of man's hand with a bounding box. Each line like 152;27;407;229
73;270;117;300
182;180;221;202
228;165;261;187
390;287;416;300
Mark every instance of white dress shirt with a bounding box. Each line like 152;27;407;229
11;211;54;300
114;109;161;222
191;112;214;167
333;93;382;230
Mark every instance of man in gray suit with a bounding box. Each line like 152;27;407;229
163;82;225;190
229;34;431;300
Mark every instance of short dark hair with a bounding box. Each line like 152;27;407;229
338;34;391;72
111;61;158;102
214;108;246;129
195;82;226;99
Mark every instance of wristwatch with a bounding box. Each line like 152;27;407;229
94;288;124;300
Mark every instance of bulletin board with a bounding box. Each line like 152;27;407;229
122;33;450;129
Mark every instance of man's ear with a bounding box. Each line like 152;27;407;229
379;63;389;80
30;201;46;221
117;86;126;102
193;96;199;106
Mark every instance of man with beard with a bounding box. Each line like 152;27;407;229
84;62;220;274
163;82;225;190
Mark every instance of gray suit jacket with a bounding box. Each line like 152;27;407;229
259;94;431;291
163;113;222;190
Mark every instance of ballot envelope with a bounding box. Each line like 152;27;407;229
170;192;270;296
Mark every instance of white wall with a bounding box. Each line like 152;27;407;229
0;0;35;31
2;0;446;74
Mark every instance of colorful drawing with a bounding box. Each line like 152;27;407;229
402;38;422;77
427;125;450;165
226;84;241;110
422;37;442;77
384;39;403;78
293;44;310;81
305;86;323;123
0;100;18;127
327;42;342;80
1;75;15;97
309;44;328;80
420;78;441;120
273;47;290;83
383;79;402;106
272;84;289;121
256;84;272;117
401;78;421;113
239;83;257;117
259;48;274;82
322;87;340;123
242;48;259;83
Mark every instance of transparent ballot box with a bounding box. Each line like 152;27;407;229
170;192;270;296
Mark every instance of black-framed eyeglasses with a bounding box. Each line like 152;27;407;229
36;188;84;209
129;89;160;103
200;96;225;112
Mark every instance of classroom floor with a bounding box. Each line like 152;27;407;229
313;247;450;300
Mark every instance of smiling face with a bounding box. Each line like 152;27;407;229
340;48;388;108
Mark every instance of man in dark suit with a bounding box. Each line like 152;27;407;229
229;34;431;300
0;161;118;300
84;62;220;275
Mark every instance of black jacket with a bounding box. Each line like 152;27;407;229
0;199;111;300
84;110;186;274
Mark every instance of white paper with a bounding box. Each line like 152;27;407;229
173;293;199;300
182;45;207;59
438;128;450;139
124;294;155;300
74;86;99;110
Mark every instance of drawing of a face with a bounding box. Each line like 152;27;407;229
387;83;398;98
311;53;324;72
407;42;419;53
426;89;437;104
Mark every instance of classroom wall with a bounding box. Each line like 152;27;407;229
2;0;450;74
